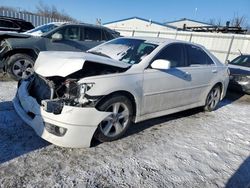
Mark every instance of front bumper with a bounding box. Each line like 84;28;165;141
229;76;250;94
13;80;111;148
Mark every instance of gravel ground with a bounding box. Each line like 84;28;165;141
0;80;250;188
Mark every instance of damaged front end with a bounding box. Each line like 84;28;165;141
14;73;114;148
29;57;130;114
29;73;101;115
13;51;131;147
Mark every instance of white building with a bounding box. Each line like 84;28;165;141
103;17;177;34
165;18;212;29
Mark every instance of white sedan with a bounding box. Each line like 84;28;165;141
13;37;229;148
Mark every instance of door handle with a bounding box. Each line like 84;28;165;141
212;69;218;73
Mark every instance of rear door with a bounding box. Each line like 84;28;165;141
183;44;216;103
79;26;103;49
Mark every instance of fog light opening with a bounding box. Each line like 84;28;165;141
45;123;67;137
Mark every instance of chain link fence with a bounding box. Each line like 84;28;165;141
0;10;66;27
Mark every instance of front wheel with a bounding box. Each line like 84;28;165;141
7;53;35;81
204;85;221;111
95;95;133;142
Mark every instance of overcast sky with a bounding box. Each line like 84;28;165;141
1;0;250;25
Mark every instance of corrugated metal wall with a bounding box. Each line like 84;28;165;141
116;29;250;63
0;10;66;27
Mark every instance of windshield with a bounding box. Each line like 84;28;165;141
88;38;158;64
230;55;250;68
25;23;59;34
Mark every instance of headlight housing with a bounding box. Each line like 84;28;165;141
233;75;250;85
79;83;95;95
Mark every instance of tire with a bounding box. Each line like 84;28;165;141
95;95;133;142
7;53;35;81
204;85;221;112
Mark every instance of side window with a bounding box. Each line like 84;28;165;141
186;45;214;65
154;43;185;67
0;20;18;29
63;26;80;41
84;27;101;41
102;30;113;41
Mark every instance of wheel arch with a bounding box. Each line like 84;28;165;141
96;90;138;122
213;82;224;100
3;48;38;63
205;81;224;105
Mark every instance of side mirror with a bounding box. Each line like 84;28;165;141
51;33;62;42
151;59;171;70
225;60;230;65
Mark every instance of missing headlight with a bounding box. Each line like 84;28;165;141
64;79;78;99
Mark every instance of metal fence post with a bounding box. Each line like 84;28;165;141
132;30;135;36
225;35;235;63
174;30;178;39
189;33;193;42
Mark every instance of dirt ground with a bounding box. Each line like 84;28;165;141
0;80;249;188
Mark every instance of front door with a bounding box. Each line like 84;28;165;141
142;43;192;115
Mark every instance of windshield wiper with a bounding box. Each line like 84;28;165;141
88;51;111;58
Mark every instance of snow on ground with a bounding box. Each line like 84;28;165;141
0;81;250;188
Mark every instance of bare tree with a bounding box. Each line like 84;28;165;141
35;1;76;21
216;19;222;26
208;18;222;26
231;14;247;27
0;6;18;12
208;18;216;25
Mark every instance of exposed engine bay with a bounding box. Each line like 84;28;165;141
28;61;129;114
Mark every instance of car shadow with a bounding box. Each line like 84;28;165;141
92;90;246;147
217;90;246;109
91;107;203;147
0;101;49;164
225;156;250;188
124;107;203;140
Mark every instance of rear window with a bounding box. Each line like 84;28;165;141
102;29;114;40
84;27;101;41
0;20;18;28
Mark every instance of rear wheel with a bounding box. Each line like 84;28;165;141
204;85;221;111
7;53;35;81
95;95;133;142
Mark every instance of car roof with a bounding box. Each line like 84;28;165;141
122;36;204;47
0;16;29;23
62;22;111;30
47;22;68;26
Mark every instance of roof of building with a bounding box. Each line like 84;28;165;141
103;16;178;30
164;18;212;26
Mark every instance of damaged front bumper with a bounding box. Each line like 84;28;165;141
229;75;250;94
13;79;112;148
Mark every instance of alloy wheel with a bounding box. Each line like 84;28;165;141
12;59;34;79
206;87;221;110
100;102;130;137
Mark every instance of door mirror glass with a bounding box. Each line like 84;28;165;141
51;33;62;41
151;59;171;70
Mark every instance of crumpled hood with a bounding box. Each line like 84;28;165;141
34;51;130;77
